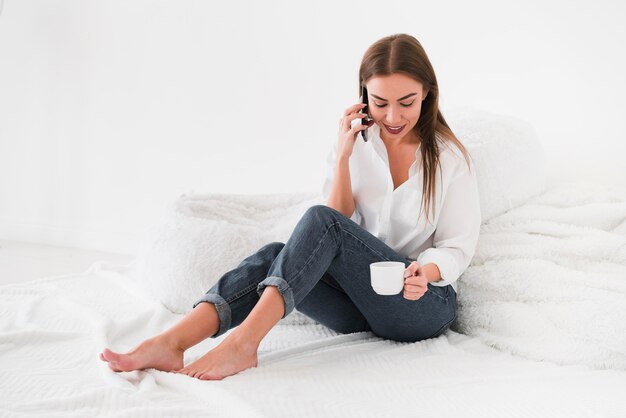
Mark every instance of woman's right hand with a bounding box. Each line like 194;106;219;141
337;103;371;160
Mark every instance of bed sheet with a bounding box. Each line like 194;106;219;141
1;260;625;418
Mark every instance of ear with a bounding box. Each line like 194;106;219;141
422;87;429;101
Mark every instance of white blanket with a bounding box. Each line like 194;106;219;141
1;260;625;418
455;181;626;370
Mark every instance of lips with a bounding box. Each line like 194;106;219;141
383;124;405;135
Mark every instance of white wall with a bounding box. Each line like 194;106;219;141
1;0;624;255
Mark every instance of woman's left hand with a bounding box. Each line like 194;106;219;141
403;261;428;301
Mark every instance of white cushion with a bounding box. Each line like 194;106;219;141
136;192;322;322
446;106;548;222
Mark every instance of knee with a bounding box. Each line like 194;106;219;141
304;204;331;216
302;205;336;224
259;241;285;257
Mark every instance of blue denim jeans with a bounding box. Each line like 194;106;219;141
193;205;457;343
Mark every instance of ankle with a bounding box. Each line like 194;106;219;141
227;330;260;355
155;333;186;353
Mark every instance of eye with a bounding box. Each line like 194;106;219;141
373;101;415;108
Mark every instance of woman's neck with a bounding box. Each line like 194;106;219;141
381;132;421;150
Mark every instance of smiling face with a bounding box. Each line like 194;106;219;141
365;73;428;145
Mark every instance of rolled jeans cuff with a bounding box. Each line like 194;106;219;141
257;276;294;319
192;292;231;338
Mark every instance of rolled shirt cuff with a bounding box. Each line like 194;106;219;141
416;248;459;288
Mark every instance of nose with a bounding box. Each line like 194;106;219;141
385;106;402;125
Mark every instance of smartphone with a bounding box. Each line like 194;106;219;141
360;84;373;142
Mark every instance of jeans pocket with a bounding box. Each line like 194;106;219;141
426;283;449;302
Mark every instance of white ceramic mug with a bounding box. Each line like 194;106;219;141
370;261;405;295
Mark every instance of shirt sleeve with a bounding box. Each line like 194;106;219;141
321;142;362;224
416;157;481;288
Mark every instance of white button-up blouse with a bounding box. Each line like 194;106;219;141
321;124;481;293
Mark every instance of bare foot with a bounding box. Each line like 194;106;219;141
176;335;258;380
99;336;184;372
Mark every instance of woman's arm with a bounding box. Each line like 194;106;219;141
325;155;356;218
416;158;481;287
324;101;368;219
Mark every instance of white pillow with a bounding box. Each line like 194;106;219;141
136;192;322;324
446;106;548;222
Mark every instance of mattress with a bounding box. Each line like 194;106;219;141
0;265;624;417
2;181;626;418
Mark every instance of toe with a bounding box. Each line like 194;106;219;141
103;348;137;372
199;372;221;380
103;348;122;363
99;353;106;362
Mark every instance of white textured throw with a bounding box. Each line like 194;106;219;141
455;181;626;370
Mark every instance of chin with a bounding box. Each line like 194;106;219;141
377;122;418;140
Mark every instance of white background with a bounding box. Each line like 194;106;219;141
1;0;624;254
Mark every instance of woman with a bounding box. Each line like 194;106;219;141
100;33;481;380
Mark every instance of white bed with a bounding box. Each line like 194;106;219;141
2;109;625;417
2;180;625;418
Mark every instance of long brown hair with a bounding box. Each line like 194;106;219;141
359;33;473;225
